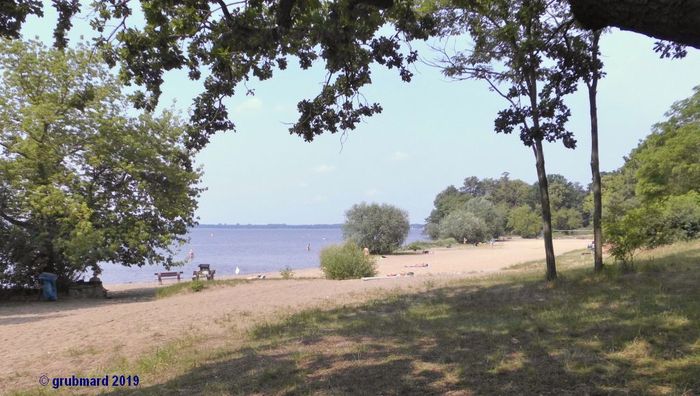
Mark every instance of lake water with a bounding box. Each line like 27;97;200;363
98;226;425;284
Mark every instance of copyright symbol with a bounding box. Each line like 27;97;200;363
39;374;49;386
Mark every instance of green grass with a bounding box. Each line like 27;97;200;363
16;240;700;395
155;279;248;299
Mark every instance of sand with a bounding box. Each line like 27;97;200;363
0;238;587;391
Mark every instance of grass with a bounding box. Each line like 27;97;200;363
155;279;248;299
15;240;700;395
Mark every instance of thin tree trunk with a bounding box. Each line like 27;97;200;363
526;65;557;281
588;31;604;272
533;140;557;280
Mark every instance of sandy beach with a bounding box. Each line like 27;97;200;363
0;238;587;391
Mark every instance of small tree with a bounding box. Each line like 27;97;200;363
343;202;410;254
507;206;542;238
438;209;489;243
434;0;581;280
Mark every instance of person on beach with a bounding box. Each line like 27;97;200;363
363;247;370;256
89;269;102;283
188;249;195;262
307;243;311;251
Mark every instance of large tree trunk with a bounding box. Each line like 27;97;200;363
533;140;557;281
588;31;604;273
568;0;700;49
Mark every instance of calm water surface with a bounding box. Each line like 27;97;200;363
99;226;424;284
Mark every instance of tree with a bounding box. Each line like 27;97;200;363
603;87;700;262
552;208;583;230
424;185;470;238
0;39;201;288
435;0;580;280
47;0;433;151
438;209;489;243
343;202;410;254
576;29;605;272
568;0;700;50
507;206;542;238
465;197;504;237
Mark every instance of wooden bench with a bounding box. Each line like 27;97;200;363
155;271;183;284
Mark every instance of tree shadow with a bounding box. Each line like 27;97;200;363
0;286;157;323
106;245;700;395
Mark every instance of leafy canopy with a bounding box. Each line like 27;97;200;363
603;86;700;263
76;0;437;150
0;39;201;287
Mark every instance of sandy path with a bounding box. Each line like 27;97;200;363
0;238;586;391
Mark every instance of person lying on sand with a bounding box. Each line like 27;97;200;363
404;263;429;268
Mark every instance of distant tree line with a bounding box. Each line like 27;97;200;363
425;173;588;242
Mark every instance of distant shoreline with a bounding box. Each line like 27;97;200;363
197;224;426;230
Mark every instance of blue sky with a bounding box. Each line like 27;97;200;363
21;4;700;225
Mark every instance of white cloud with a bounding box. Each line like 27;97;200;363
390;151;410;161
313;164;336;174
234;97;263;113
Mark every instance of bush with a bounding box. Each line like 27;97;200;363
320;242;377;280
190;280;205;292
343;202;410;254
605;192;700;268
404;238;457;251
405;241;425;251
438;210;489;243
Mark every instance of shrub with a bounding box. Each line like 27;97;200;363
343;202;410;254
405;241;424;251
280;266;295;279
404;238;458;251
320;242;376;280
190;280;205;292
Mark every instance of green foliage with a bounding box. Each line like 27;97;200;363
190;280;205;292
604;207;657;268
507;206;542;238
438;209;489;243
426;173;588;240
661;192;700;241
320;242;376;280
72;1;435;150
635;120;700;202
405;238;457;251
0;40;201;288
552;207;584;230
603;86;700;259
465;197;504;237
280;266;295;280
343;202;410;254
424;186;470;239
